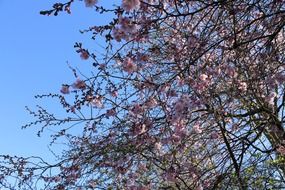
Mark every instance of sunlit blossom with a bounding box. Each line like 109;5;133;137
60;85;70;94
72;79;86;90
84;0;98;7
122;0;140;12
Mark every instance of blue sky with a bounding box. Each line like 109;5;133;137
0;0;114;160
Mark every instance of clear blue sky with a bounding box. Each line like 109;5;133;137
0;1;113;160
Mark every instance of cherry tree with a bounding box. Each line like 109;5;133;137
1;0;285;189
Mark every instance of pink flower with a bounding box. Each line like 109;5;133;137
112;27;125;42
266;92;277;106
133;124;146;135
70;106;76;113
176;76;185;86
174;97;189;114
172;124;186;142
138;163;147;172
164;168;177;182
275;72;285;84
136;53;149;63
72;79;86;90
119;17;138;34
64;6;71;14
154;142;162;151
92;97;103;108
122;57;137;74
193;124;202;134
131;104;143;115
174;101;184;113
106;109;116;117
84;0;98;7
199;74;208;81
88;180;97;188
146;98;157;108
127;185;150;190
225;66;237;78
110;90;118;97
98;64;106;70
277;145;285;155
237;81;247;92
122;0;140;12
187;35;199;49
210;132;219;139
80;50;89;60
167;89;177;97
195;184;204;190
60;85;70;94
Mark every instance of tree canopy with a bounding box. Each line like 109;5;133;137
2;0;285;189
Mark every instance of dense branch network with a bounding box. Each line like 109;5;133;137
2;0;285;189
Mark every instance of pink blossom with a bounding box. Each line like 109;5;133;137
131;104;143;115
133;124;146;135
154;142;162;151
112;27;126;42
164;168;177;182
232;124;239;131
187;35;199;49
193;124;202;134
174;122;187;136
193;82;207;91
64;6;71;14
136;53;149;63
195;184;204;190
127;185;150;190
275;72;285;84
98;64;106;70
174;100;186;113
119;17;137;33
266;77;278;89
84;0;98;7
110;90;118;97
199;74;208;81
176;76;185;86
167;89;177;97
159;84;170;93
210;132;219;139
225;66;237;78
72;79;86;90
172;125;186;143
122;0;140;12
171;96;190;123
266;92;277;106
70;106;76;113
146;98;157;108
80;50;89;60
88;180;97;188
138;163;147;172
60;85;70;94
92;97;103;108
238;81;247;92
277;145;285;155
122;57;137;74
106;109;116;117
